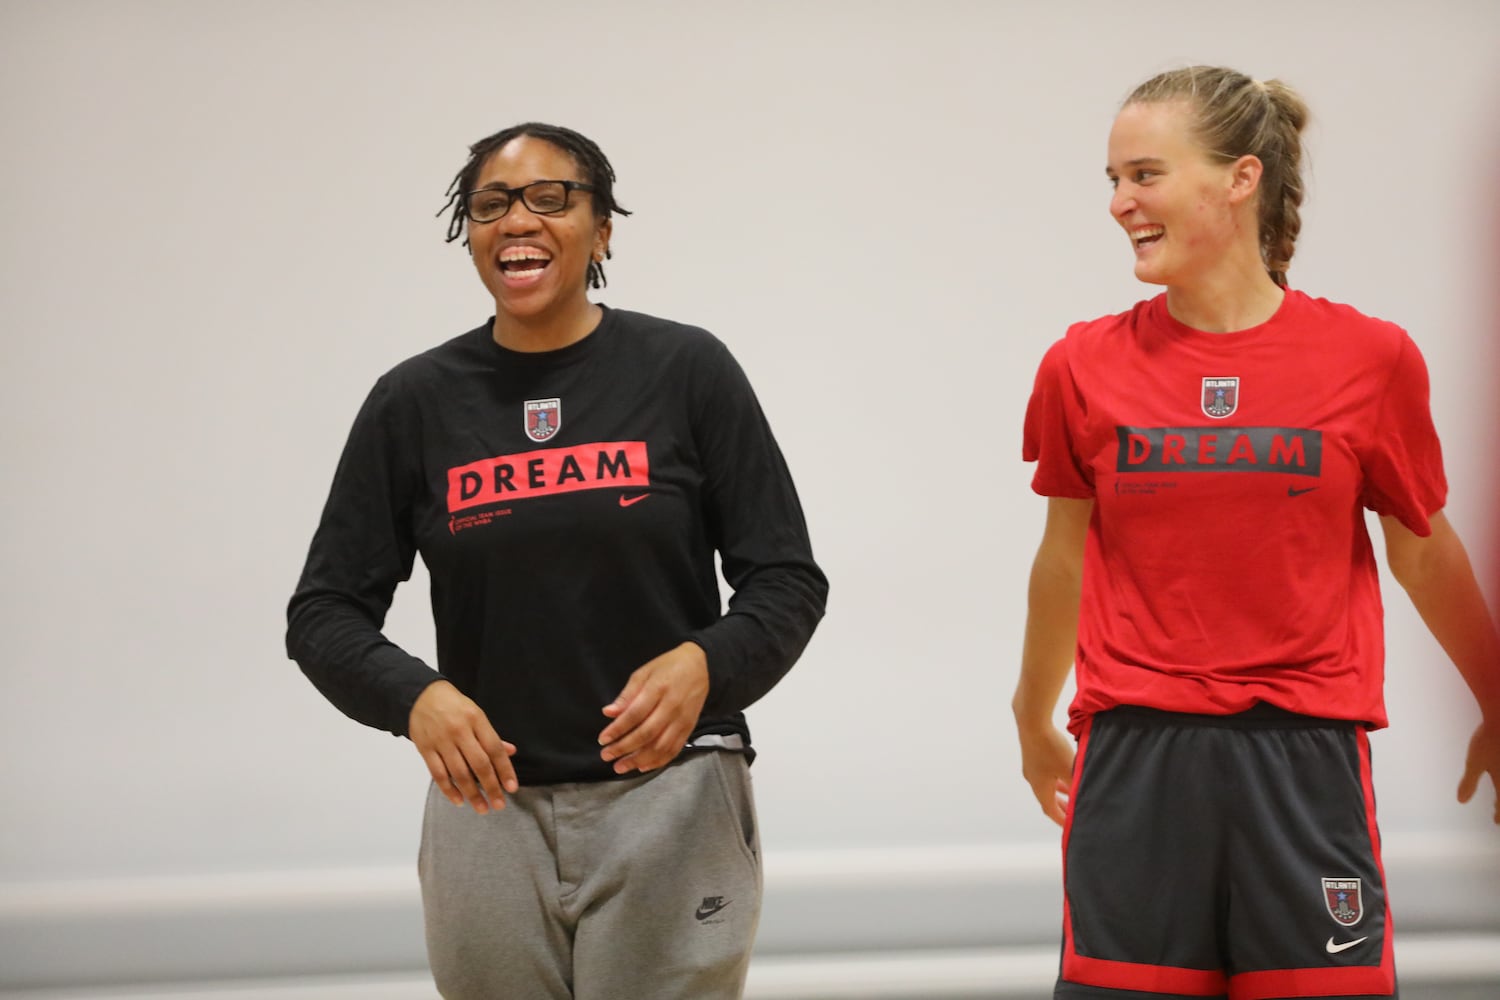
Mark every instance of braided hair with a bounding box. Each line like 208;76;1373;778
1127;67;1310;288
439;122;632;289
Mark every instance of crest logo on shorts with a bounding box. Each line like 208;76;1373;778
1202;377;1239;419
525;397;561;442
1322;877;1363;926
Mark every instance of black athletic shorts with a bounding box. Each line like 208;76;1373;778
1056;704;1397;1000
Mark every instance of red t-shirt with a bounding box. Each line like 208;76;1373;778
1024;290;1447;734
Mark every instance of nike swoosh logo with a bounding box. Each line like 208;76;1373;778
619;494;650;507
695;900;731;920
1326;936;1368;954
1287;486;1319;497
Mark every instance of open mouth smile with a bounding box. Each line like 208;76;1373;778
1131;225;1165;250
498;247;553;282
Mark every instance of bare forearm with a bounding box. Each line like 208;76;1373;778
1014;558;1082;728
1401;568;1500;719
1388;516;1500;719
1013;497;1091;826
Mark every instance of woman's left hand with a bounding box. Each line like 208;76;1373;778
598;642;710;774
1458;719;1500;824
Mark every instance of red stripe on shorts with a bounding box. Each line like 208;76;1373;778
1232;962;1394;999
1065;953;1229;996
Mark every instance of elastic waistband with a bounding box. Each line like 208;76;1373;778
1098;702;1355;730
685;733;746;752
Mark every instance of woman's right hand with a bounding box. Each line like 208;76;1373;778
408;680;518;814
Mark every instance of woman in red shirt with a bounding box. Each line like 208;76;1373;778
1016;66;1500;1000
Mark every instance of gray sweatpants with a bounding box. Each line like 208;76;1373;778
419;750;763;1000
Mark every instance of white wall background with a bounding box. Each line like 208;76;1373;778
2;0;1499;991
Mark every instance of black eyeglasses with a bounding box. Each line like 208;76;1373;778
464;180;596;223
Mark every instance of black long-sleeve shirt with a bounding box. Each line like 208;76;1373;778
286;307;828;784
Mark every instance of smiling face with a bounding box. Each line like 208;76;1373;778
1106;100;1252;289
466;135;611;331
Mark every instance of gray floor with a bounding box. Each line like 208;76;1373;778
4;978;1495;999
865;988;1500;1000
1403;987;1499;1000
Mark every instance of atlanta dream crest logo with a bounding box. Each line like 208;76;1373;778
525;397;561;442
1322;877;1364;926
1202;377;1239;418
